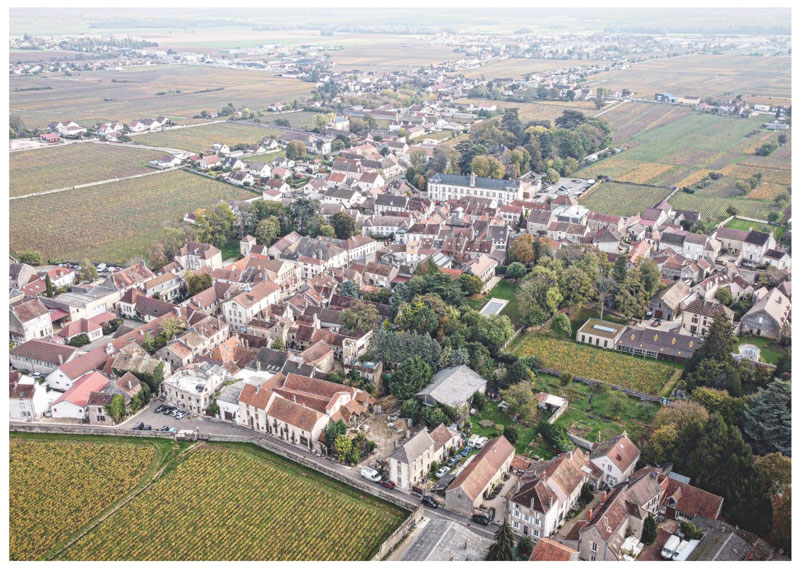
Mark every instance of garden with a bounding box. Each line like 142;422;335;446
467;279;522;327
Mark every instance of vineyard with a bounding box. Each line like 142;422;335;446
134;122;280;154
9;435;160;561
10;143;164;197
511;333;678;396
579;182;672;216
10;169;253;263
59;443;408;561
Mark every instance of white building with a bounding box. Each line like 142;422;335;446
428;173;523;206
10;373;50;421
162;362;227;414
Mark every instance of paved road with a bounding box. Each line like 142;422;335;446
119;400;497;539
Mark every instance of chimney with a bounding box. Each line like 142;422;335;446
256;359;261;371
139;329;144;335
469;172;476;187
174;307;180;316
293;394;296;403
602;491;607;503
57;354;64;365
587;508;593;522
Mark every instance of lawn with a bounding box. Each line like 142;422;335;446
511;333;680;396
468;279;522;327
10;169;254;264
10;143;164;196
57;442;408;561
579;181;673;216
9;434;169;560
218;239;243;261
10;64;314;129
734;335;788;366
725;217;776;234
135;122;280;154
470;401;546;458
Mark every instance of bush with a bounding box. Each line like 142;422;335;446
552;313;572;337
537;421;575;453
506;262;527;279
68;334;91;347
504;425;518;445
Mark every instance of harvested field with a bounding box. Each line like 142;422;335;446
579;182;672;216
668;192;780;222
601;101;692;143
10;143;164;196
10;65;313;129
135;122;280;154
455;98;596;123
10;169;254;263
457;58;606;79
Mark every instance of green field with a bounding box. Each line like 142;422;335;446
580;181;673;216
600;101;693;144
668;192;782;223
135;122;280;153
10;64;313;129
455;98;597;124
455;58;607;80
725;217;775;233
511;333;680;396
57;442;407;561
10;169;254;263
10;143;164;196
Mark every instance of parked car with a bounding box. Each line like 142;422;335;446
361;467;381;482
472;514;491;526
155;405;168;414
435;466;451;479
168;427;177;433
645;310;653;319
467;434;479;447
421;496;439;509
142;424;152;431
475;436;488;449
446;456;459;467
132;422;144;431
459;448;471;458
651;318;661;327
159;426;170;432
379;480;395;490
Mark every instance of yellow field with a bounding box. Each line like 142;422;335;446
135;122;280;154
617;163;673;184
747;183;788;200
676;169;714;188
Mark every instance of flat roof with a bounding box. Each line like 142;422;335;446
577;318;626;339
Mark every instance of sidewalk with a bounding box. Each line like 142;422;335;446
385;516;430;560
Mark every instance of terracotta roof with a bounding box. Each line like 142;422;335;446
10;374;35;400
53;371;109;407
590;434;640;474
267;395;325;432
11;297;49;323
447;436;515;501
529;538;577;561
11;339;77;365
430;424;456;451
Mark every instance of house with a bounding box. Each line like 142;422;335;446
10;372;50;421
10;297;53;343
576;319;626;350
175;242;223;271
10;339;80;376
162;362;227;414
507;449;592;542
248;161;272;178
649;280;690;320
616;327;702;362
589;433;640;488
50;371;110;420
763;249;791;270
143;272;183;301
86;373;143;425
416;365;487;411
681;299;734;337
529;538;579;561
428;173;523;206
466;254;497;286
55;315;106;344
10;262;37;289
741;230;774;264
388;424;458;490
577;483;648;561
362;262;398;288
40;132;60;144
445;436;515;515
228;170;255;186
46;266;77;288
630;467;724;522
222;281;281;326
739;287;791;339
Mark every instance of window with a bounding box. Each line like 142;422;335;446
607;464;612;472
512;521;520;530
534;529;539;537
592;542;598;552
590;555;596;561
535;518;540;526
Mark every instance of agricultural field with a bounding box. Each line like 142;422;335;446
511;333;680;396
10;65;313;129
579;114;790;221
599;101;692;144
10;169;254;263
134;122;280;154
579;182;672;216
455;98;596;124
10;143;164;197
58;443;408;561
456;58;607;80
330;41;459;71
266;110;318;129
591;54;791;105
9;435;161;560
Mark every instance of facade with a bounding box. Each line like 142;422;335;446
10;340;79;376
10;297;53;343
681;299;734;337
175;242;223;271
388;424;457;490
162;362;227;414
428;173;523;206
589;434;640;488
576;319;626;350
740;287;791;339
9;372;49;421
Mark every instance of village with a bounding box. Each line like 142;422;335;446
8;8;792;564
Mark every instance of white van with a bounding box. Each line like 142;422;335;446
475;436;488;449
96;263;107;272
467;434;479;448
661;535;681;560
360;466;381;482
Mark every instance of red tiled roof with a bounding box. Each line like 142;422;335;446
53;371;109;407
529;538;577;561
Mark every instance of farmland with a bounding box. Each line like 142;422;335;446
9;65;313;129
10;143;164;197
58;443;408;561
456;58;607;80
134;122;280;154
600;101;692;144
10;435;161;561
510;333;680;396
330;41;459;71
579;113;790;221
579;182;672;216
455;98;596;123
591;54;791;105
10;169;254;263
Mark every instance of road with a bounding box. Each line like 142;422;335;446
119;401;497;539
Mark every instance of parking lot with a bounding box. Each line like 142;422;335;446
536;177;596;201
117;400;246;436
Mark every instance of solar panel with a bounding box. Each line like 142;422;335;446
592;324;619;334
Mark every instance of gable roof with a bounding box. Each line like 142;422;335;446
53;371;109;408
529;538;577;561
389;428;435;464
590;434;640;473
416;365;487;408
447;436;515;501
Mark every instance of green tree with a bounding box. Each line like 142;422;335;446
740;379;791;456
285;140;307;160
517;536;534;559
386;356;433;401
255;216;280;246
500;381;538;422
508;234;536;265
331;212;357;240
334;435;352;463
614;269;649;319
471;155;490;177
486;520;515;561
79;259;98;283
552;313;571;337
545;167;560;183
341;300;383;333
715;286;733;306
458;273;484;296
506;262;527;279
45;275;54;298
271;337;285;350
339;279;359;298
161;317;186;340
642;514;658;545
690;387;746;425
105;394;127;424
18;251;43;265
289;198;320;234
612;254;628;283
185;271;213;297
322;419;347;452
504;359;535;387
